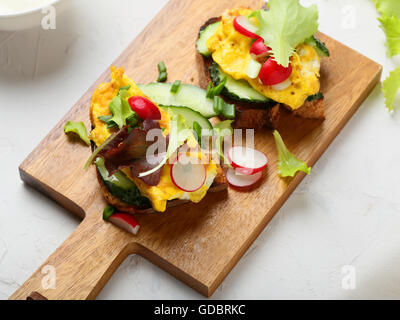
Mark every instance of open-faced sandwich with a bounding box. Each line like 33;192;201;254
86;67;229;215
196;0;329;129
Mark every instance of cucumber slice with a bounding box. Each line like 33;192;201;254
210;62;271;104
95;158;136;190
95;158;151;208
196;22;221;57
162;106;213;130
138;83;216;118
305;36;330;57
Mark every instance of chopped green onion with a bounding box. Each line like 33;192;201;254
212;76;227;96
193;121;202;146
157;62;168;82
103;205;116;220
170;80;182;93
157;72;167;82
213;96;235;119
158;61;167;73
222;102;235;119
213;96;225;114
206;82;214;98
206;77;227;99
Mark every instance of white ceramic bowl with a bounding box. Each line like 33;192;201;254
0;0;66;31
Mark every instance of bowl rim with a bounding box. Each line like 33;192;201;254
0;0;61;18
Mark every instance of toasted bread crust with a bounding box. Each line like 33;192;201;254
197;17;325;123
292;97;325;119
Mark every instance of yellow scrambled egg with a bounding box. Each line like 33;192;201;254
206;8;321;110
90;67;217;212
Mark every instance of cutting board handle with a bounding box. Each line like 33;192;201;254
9;207;136;300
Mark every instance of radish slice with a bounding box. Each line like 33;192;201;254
228;146;268;175
227;168;263;188
109;213;140;235
250;38;271;58
170;154;207;192
233;16;259;39
258;58;292;86
271;78;292;91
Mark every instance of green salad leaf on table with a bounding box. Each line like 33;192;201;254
373;0;400;110
64;121;90;146
273;130;311;178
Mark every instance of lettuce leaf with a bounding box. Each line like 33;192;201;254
64;121;90;146
373;0;400;17
373;0;400;110
273;130;311;177
108;96;135;129
382;65;400;111
256;0;319;67
378;15;400;57
139;111;192;177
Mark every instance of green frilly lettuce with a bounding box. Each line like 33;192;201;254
273;130;311;178
256;0;319;67
64;121;90;146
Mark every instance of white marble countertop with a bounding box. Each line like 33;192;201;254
1;0;400;300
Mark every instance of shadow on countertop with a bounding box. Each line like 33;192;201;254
0;3;78;83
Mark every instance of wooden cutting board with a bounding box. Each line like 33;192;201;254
10;0;381;300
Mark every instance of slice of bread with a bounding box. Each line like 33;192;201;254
292;96;325;119
90;87;228;214
197;17;325;127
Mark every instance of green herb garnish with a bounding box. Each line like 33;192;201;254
213;96;235;119
157;61;168;82
206;77;227;99
170;80;182;93
64;121;90;146
103;205;116;220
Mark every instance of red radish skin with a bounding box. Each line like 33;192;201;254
259;59;292;86
250;38;271;57
226;168;263;188
170;155;207;192
233;16;260;39
228;146;268;175
128;96;161;120
109;213;140;235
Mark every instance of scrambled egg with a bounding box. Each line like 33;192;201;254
206;8;321;110
90;67;217;212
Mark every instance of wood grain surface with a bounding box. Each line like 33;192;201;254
9;0;382;300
